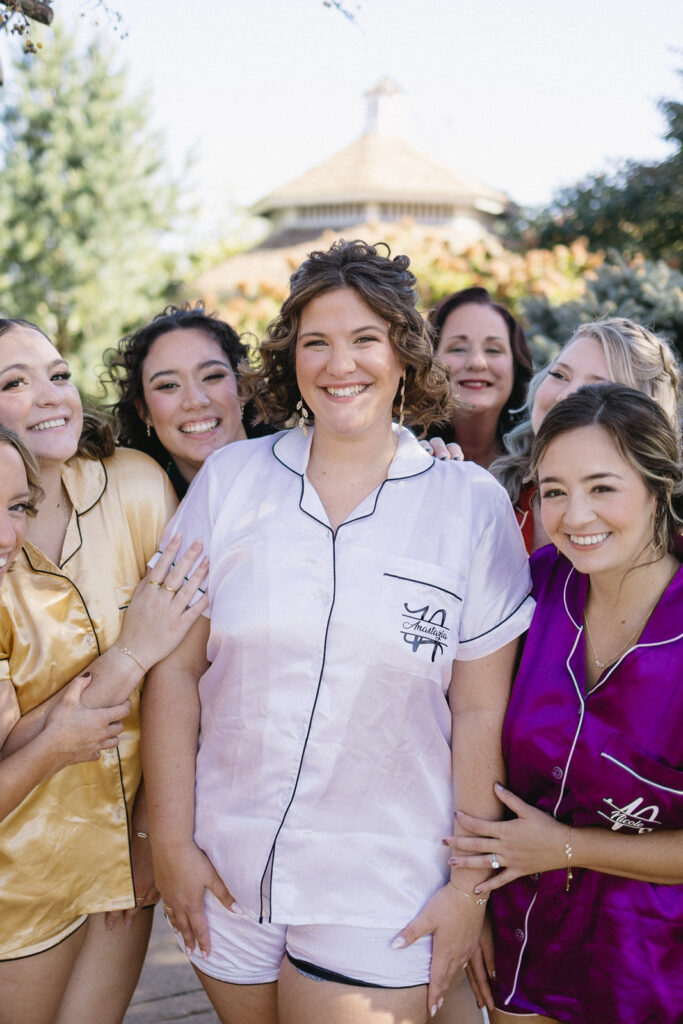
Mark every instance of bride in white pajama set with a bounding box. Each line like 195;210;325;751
142;240;533;1024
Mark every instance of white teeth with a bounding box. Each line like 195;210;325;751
570;533;609;546
325;385;368;397
180;419;219;435
30;418;66;431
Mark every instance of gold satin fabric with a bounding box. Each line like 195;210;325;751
0;449;177;958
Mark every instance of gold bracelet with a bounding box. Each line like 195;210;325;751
113;642;146;674
448;881;488;906
565;825;574;893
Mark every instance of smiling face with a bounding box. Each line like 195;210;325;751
0;443;31;586
139;327;245;483
435;303;514;419
0;326;83;468
295;287;402;443
538;424;657;581
532;335;610;434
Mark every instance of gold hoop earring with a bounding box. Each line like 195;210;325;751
398;375;406;430
296;397;309;437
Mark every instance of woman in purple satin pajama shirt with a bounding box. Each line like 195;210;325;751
445;384;683;1024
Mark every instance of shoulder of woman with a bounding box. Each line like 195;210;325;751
102;447;177;510
529;544;571;599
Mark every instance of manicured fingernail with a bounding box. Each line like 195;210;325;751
437;997;444;1010
439;454;449;461
495;782;504;791
491;968;497;978
474;887;482;894
441;838;450;846
184;946;193;956
430;1004;438;1018
230;902;244;915
448;857;458;865
390;935;406;949
200;949;208;960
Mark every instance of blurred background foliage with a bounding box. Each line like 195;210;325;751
1;20;681;395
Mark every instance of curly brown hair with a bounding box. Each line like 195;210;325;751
241;239;453;436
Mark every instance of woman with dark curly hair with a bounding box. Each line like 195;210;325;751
428;288;532;469
103;305;267;498
142;240;533;1024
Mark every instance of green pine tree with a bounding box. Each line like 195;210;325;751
0;22;187;390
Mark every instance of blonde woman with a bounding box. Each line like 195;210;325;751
491;318;681;552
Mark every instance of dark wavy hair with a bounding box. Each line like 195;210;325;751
241;239;453;435
530;383;683;556
0;423;43;514
428;287;533;439
102;304;248;469
0;318;115;460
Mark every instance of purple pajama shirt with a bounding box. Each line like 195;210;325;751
490;546;683;1024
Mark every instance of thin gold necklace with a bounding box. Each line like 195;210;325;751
583;610;648;670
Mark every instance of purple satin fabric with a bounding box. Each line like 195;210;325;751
490;546;683;1024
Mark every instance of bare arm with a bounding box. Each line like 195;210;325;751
448;783;683;891
1;537;208;756
142;615;235;956
396;638;519;1016
0;674;129;820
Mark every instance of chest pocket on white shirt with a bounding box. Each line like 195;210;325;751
378;557;464;681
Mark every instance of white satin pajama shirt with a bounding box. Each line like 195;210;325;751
157;426;533;928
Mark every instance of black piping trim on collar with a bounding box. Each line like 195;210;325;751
21;548;102;658
459;592;533;645
272;433;434;533
60;459;109;571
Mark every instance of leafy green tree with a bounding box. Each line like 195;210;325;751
518;73;683;268
521;252;683;364
0;23;186;389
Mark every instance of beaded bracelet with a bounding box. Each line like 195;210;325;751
565;826;574;893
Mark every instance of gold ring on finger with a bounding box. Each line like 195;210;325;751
162;584;178;594
147;579;162;587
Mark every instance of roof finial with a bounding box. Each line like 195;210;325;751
364;77;406;135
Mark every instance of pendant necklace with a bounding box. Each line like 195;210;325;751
583;610;648;670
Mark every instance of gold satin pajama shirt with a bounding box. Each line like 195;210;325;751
0;449;176;959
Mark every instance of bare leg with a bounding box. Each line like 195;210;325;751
0;923;87;1024
432;970;484;1023
55;908;153;1024
278;954;429;1024
194;965;279;1024
490;1011;561;1024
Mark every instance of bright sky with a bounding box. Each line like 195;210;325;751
1;0;681;233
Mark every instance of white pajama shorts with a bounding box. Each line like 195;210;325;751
177;891;432;988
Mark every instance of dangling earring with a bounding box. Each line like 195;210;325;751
146;421;152;438
398;375;406;430
296;397;309;437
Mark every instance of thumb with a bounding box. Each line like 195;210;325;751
391;908;429;950
206;864;237;914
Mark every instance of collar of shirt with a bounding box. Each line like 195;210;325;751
271;425;434;529
539;546;683;650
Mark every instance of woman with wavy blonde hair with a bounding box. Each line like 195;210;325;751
491;318;681;552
